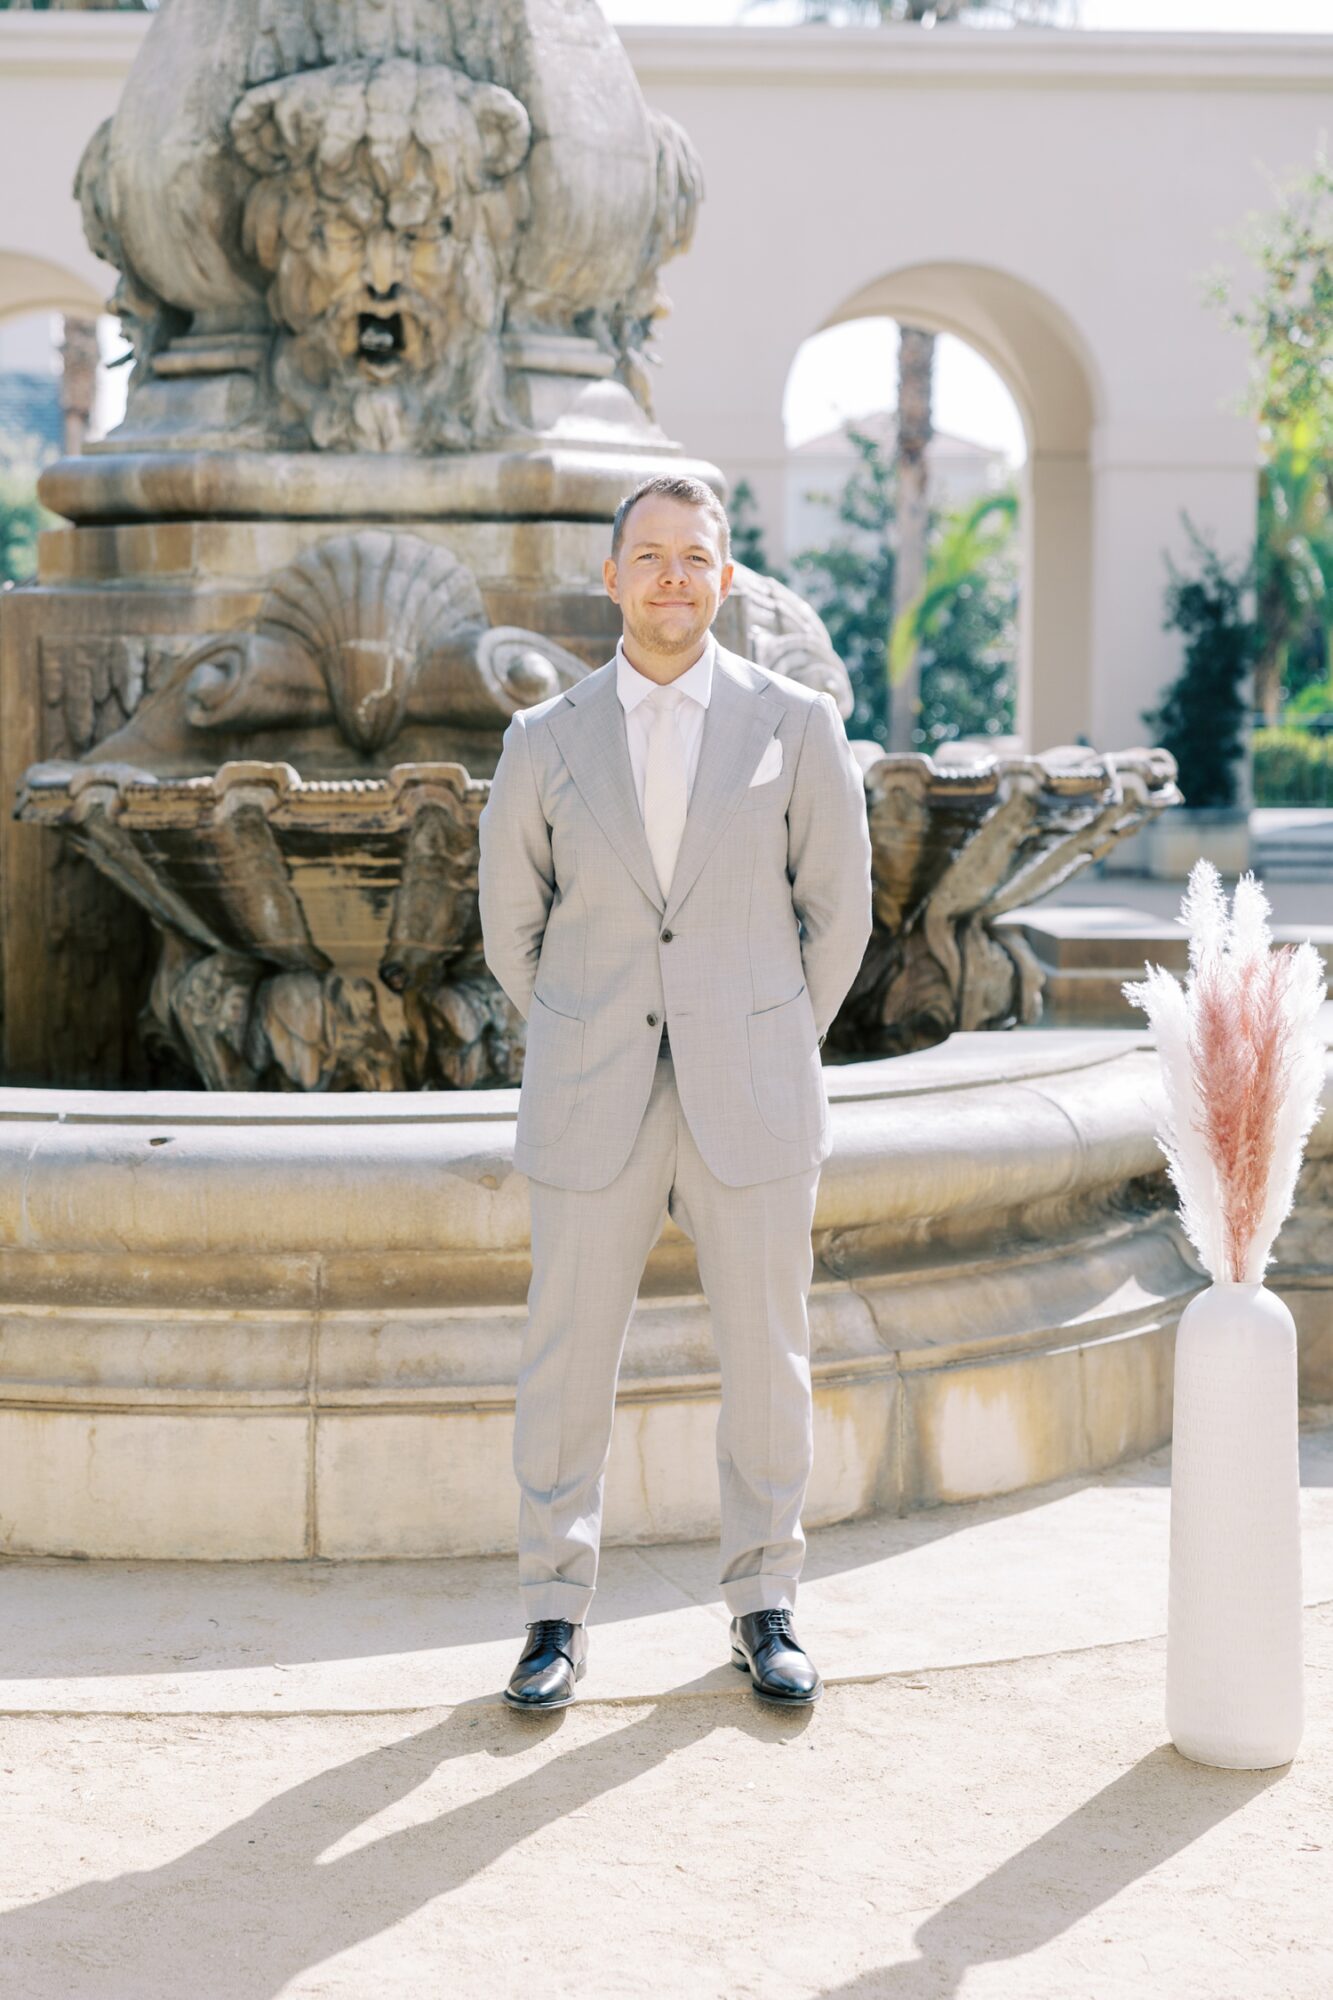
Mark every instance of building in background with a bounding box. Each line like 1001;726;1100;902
786;410;1011;556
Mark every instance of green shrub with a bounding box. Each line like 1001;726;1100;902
1141;519;1256;810
0;464;45;587
1252;725;1333;805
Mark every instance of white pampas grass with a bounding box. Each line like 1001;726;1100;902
1122;859;1327;1284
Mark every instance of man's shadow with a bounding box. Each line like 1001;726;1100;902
816;1749;1285;2000
1;1674;812;2000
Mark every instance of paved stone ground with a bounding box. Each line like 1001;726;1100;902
1;1418;1331;1999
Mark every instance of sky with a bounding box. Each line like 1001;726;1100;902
784;321;1028;461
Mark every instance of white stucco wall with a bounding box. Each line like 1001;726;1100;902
2;17;1331;753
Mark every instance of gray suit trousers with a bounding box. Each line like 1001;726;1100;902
516;1044;820;1624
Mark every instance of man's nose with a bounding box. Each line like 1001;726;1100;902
364;231;399;298
659;555;691;586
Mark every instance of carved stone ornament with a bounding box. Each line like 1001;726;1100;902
14;527;599;1092
71;0;703;455
827;744;1182;1058
76;530;590;776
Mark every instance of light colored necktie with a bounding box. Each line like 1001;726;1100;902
642;683;689;901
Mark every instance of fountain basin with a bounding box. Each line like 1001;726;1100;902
1;1026;1328;1560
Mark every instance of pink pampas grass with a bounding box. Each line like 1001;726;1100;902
1122;860;1327;1284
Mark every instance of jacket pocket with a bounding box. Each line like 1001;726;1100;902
517;992;585;1150
745;984;822;1142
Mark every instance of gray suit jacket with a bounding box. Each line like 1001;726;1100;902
477;641;873;1190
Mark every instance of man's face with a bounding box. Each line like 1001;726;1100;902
603;495;734;662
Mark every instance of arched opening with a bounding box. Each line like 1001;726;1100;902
0;249;103;327
777;261;1101;755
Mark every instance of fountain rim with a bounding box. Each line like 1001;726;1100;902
36;446;729;527
0;1027;1157;1127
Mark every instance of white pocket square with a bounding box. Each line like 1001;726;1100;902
747;737;783;787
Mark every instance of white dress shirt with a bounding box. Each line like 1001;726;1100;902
615;632;714;818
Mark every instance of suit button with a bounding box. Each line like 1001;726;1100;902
646;1012;658;1027
660;929;673;943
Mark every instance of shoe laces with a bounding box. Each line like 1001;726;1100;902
751;1608;795;1637
528;1618;575;1641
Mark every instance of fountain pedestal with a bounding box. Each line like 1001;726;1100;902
5;1025;1328;1561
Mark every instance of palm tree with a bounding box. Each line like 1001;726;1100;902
887;487;1019;695
1254;440;1333;723
773;0;1078;744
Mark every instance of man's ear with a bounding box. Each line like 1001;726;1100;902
602;554;621;604
717;560;735;604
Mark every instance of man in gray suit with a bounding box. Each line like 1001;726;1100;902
478;474;873;1710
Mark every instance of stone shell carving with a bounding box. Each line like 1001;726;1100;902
76;530;589;778
183;533;489;752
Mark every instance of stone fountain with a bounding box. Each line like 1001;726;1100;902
1;0;1325;1561
1;0;1177;1094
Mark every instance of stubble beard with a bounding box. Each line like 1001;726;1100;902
623;601;713;660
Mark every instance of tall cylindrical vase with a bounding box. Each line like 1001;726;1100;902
1166;1280;1304;1768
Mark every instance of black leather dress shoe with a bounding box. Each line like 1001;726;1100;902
730;1609;822;1705
502;1618;588;1711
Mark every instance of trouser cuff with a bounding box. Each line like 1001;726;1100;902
723;1574;799;1617
519;1580;595;1625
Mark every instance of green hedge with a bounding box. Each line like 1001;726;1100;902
1252;727;1333;806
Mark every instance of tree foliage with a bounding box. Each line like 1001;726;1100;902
1205;146;1333;451
0;458;52;587
789;426;1016;750
1141;519;1257;812
729;478;776;576
1203;148;1333;722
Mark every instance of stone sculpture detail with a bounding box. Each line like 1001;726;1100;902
828;746;1180;1058
83;530;587;774
180;533;489;750
68;0;703;454
230;59;533;450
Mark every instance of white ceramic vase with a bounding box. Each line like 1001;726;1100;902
1166;1279;1304;1768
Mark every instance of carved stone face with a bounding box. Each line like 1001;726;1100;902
230;59;531;450
275;190;465;386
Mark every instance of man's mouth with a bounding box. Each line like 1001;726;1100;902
357;311;406;367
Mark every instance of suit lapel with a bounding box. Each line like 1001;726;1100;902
546;645;781;922
662;648;780;925
546;661;665;912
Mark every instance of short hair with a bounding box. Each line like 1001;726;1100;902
611;473;731;564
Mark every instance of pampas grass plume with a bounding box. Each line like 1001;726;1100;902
1122;859;1327;1284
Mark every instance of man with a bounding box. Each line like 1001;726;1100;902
478;473;872;1711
